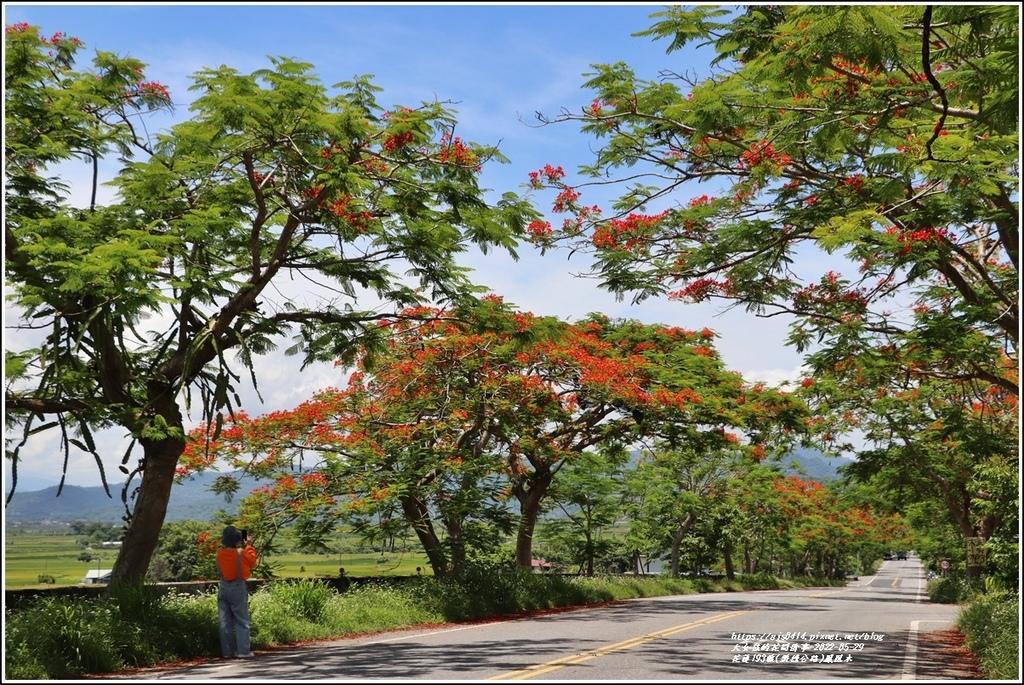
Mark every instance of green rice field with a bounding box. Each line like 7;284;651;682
4;532;99;588
4;530;434;589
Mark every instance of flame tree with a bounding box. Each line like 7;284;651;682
523;5;1017;579
181;296;807;575
4;25;538;585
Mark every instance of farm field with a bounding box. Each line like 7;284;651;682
4;530;435;589
4;531;102;588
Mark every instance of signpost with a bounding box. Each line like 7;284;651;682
966;537;986;567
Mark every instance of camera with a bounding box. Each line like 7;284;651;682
239;529;248;542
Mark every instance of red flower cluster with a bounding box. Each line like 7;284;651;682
527;164;566;189
885;225;951;255
589;211;667;251
328;194;376;233
737;140;790;170
551;187;581;213
382;131;413;153
136;81;170;100
437;134;478;169
667;277;729;303
688;194;716;208
527;220;552;238
841;174;864;192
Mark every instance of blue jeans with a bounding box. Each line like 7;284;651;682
218;579;251;657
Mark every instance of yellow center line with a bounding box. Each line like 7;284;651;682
891;577;900;588
488;609;752;680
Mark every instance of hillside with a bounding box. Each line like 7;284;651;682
779;447;853;482
3;472;260;524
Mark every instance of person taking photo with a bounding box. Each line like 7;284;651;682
217;525;257;659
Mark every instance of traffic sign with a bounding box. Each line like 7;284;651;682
939;559;950;570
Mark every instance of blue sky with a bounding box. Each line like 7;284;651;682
3;3;818;490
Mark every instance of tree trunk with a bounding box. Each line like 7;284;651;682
400;495;450;578
109;426;185;587
514;503;540;570
668;512;695;577
513;471;553;570
584;531;595;577
443;513;466;577
723;538;735;580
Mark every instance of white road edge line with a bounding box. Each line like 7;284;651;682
902;619;952;680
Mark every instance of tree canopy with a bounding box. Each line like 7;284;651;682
180;297;808;575
4;24;537;584
525;4;1018;578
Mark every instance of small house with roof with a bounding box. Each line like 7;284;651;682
80;569;113;584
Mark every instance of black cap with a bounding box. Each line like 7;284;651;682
221;525;242;547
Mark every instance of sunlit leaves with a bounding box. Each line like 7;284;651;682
4;24;538;583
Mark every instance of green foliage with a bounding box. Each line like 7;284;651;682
149;520;219;582
543;448;628;576
4;596;122;678
428;562;570;620
957;591;1020;681
529;4;1019;592
736;572;781;590
156;591;221;655
5;22;539;585
268;578;333;623
3;614;49;680
927;574;983;604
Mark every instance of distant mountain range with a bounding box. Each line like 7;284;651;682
3;450;851;524
3;472;261;525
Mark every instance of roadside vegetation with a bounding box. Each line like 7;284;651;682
956;590;1019;681
4;569;838;680
928;575;1020;681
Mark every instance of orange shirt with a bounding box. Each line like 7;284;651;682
217;545;257;581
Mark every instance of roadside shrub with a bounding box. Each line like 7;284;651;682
5;596;122;678
153;591;220;657
269;578;333;623
738;573;780;590
330;581;442;634
560;574;638;602
249;589;306;646
957;591;1019;681
4;610;48;679
928;574;983;604
691;578;723;593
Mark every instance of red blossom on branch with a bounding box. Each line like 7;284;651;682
667;277;730;303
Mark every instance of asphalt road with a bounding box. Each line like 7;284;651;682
113;554;957;681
